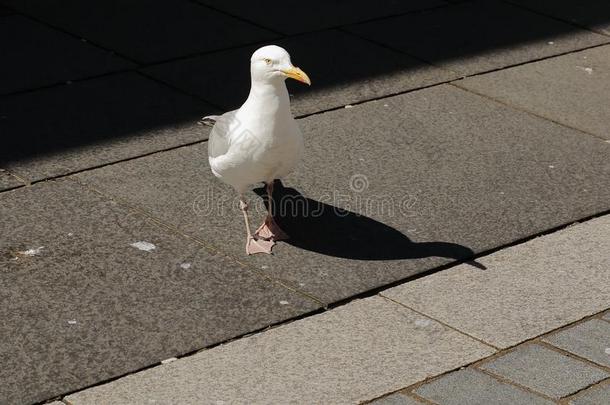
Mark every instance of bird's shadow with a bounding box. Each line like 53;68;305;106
254;180;486;268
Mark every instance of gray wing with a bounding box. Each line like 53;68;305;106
207;110;237;159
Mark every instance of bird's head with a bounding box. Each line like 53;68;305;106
250;45;311;86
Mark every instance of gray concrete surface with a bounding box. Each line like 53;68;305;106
480;344;609;399
369;392;425;405
1;0;277;64
459;45;610;140
0;16;132;95
509;0;610;36
383;215;610;348
414;368;554;405
346;0;609;76
65;296;494;404
144;29;457;117
0;179;320;405
0;169;23;191
543;319;610;367
77;84;610;304
195;0;446;35
1;72;215;182
569;380;610;405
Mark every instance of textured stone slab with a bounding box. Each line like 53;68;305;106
77;84;610;304
0;72;215;182
0;179;319;405
509;0;610;36
543;319;610;367
1;0;277;64
604;313;610;321
569;381;610;405
370;392;425;405
346;0;609;76
480;344;609;399
383;215;610;348
0;169;23;191
66;297;494;404
459;45;610;140
415;368;554;405
195;0;446;35
0;16;132;95
145;29;456;116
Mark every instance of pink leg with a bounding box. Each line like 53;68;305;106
255;182;289;241
240;198;274;255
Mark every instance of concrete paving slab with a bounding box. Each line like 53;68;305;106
0;179;319;405
509;0;610;36
458;45;610;140
383;215;610;348
77;84;610;304
194;0;446;35
414;368;554;405
0;16;132;95
145;29;457;116
346;0;609;76
0;0;277;64
0;72;215;183
604;313;610;321
0;169;23;191
480;344;609;399
65;296;494;404
543;319;610;367
370;392;425;405
569;380;610;405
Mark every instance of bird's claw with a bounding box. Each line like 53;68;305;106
255;217;289;241
246;237;275;255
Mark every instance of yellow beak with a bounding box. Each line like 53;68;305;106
281;66;311;85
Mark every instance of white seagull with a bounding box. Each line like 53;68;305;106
205;45;310;255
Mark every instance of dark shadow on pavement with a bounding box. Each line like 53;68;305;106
255;180;486;268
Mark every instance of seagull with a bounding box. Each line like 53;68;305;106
204;45;310;255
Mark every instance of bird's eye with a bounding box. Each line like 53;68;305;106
264;58;272;65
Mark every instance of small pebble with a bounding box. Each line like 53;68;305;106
161;357;177;364
180;263;191;269
279;300;289;305
68;320;77;325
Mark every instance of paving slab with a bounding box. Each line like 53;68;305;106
0;179;319;405
543;319;610;367
0;72;215;183
0;169;23;191
414;368;554;405
480;344;609;399
0;0;277;64
65;296;494;404
569;380;610;405
145;29;456;116
77;84;610;304
370;392;425;405
195;0;446;35
605;313;610;321
509;0;610;36
458;45;610;140
383;215;610;348
0;16;132;95
346;0;609;76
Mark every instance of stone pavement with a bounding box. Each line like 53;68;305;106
64;215;610;404
1;1;609;404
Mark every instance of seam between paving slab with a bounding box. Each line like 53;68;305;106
379;294;501;351
364;308;610;405
449;81;610;143
502;0;610;38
